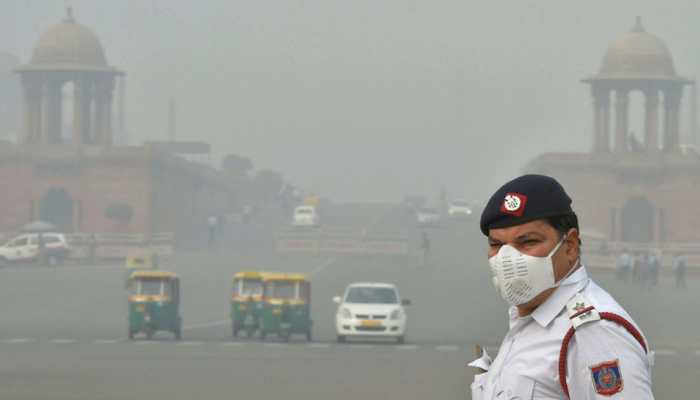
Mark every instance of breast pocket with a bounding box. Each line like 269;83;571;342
499;375;535;400
470;372;488;400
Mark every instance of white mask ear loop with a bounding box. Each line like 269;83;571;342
552;235;578;287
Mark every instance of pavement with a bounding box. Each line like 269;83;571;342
0;204;697;399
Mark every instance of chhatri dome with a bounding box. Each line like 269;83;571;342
596;17;678;80
28;7;108;69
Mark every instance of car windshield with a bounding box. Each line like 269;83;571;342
419;208;438;214
296;208;313;215
266;281;296;299
452;201;469;207
236;279;263;297
345;287;398;304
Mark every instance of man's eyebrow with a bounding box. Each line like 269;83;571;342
514;232;545;241
487;236;504;243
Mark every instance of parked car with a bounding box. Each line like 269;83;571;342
415;207;441;227
448;199;473;218
292;206;320;227
0;232;70;265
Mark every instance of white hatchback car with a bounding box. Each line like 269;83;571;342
448;199;473;218
292;206;320;227
334;283;410;344
0;232;70;265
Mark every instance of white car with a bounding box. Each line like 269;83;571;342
0;232;70;265
448;199;473;218
292;206;320;227
416;207;441;227
334;282;410;344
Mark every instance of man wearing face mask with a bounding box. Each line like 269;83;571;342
470;175;653;400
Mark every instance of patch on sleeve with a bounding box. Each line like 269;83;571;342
590;359;623;396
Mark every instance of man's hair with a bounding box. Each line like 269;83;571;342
546;213;582;246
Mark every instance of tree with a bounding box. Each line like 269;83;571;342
254;169;285;205
222;154;253;178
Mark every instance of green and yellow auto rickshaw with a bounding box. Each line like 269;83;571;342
259;273;312;342
231;271;265;338
127;271;181;340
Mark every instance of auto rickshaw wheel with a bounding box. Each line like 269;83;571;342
306;330;312;342
336;335;346;344
128;329;134;340
396;336;405;345
146;330;154;340
174;329;181;341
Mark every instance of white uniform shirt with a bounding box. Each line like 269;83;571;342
471;265;654;399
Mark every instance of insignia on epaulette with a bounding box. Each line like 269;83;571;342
590;359;623;396
566;293;600;329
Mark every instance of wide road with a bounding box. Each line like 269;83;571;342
0;204;697;399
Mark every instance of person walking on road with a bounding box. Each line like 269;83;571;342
672;252;687;289
420;230;431;266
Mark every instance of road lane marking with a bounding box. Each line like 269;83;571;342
222;342;246;347
134;341;158;345
654;349;677;356
395;345;418;350
309;257;338;276
93;339;119;344
176;341;203;346
3;338;35;344
263;343;289;348
436;345;460;352
182;320;229;331
50;339;76;344
348;344;375;350
307;343;331;349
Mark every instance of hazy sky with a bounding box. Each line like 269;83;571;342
2;0;700;202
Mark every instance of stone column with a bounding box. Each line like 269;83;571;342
46;80;63;144
21;77;42;145
663;87;682;152
73;79;95;145
592;86;610;152
644;89;660;152
615;89;629;153
95;78;115;146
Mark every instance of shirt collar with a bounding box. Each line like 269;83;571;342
529;264;590;328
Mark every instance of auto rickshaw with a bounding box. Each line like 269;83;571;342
127;271;181;340
124;248;159;286
259;273;312;341
231;271;265;338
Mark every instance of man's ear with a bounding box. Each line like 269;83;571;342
565;228;580;260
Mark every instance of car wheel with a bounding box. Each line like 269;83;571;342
336;335;346;344
306;329;312;342
396;336;405;345
128;328;134;340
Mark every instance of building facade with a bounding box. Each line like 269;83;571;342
527;18;699;244
0;9;232;241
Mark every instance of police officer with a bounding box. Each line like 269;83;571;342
470;175;653;399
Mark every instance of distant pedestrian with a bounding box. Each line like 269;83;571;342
207;215;218;247
616;249;632;282
420;231;430;266
672;253;687;289
647;250;660;288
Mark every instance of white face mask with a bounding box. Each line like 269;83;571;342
488;238;566;306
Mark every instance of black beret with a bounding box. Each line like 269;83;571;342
480;174;574;235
